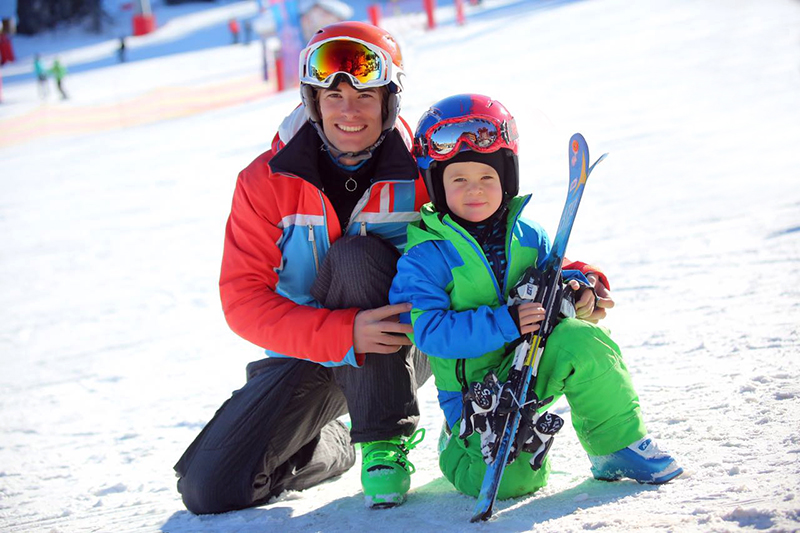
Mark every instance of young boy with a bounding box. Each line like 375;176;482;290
389;94;682;500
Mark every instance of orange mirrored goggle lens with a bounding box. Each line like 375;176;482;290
305;40;387;86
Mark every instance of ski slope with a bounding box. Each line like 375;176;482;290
1;0;799;531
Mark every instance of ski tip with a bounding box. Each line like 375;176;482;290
587;152;609;175
568;133;586;155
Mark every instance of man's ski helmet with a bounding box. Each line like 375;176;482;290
299;21;405;160
414;94;520;212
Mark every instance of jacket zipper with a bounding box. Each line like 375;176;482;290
346;185;373;235
502;203;524;295
447;199;529;399
456;358;469;447
456;359;468;393
308;224;320;272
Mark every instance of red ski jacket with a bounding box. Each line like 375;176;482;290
220;111;429;367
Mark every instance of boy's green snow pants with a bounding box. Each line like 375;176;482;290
438;318;648;500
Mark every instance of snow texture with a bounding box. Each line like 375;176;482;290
1;0;799;531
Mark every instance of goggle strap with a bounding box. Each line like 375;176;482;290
501;119;518;143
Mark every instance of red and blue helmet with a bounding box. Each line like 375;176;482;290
298;22;405;162
299;22;404;148
413;94;520;211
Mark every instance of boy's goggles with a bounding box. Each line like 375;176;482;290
300;38;392;89
418;116;518;161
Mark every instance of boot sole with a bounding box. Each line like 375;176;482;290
592;465;684;485
370;501;400;509
364;494;406;509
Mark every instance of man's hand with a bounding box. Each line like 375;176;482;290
570;279;596;321
588;272;615;323
574;273;615;323
353;303;414;355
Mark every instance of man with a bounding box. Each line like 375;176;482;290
174;22;432;513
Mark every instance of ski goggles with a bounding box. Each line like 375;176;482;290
299;38;393;89
417;116;518;161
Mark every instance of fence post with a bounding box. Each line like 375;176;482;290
424;0;436;30
368;4;381;27
454;0;465;25
132;0;156;36
275;53;285;92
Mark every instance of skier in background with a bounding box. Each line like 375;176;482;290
0;27;14;65
389;93;683;501
243;19;252;45
33;54;48;99
50;58;67;100
228;18;240;44
118;36;127;63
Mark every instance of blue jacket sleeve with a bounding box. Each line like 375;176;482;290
389;240;521;359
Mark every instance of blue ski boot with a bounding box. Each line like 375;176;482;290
589;435;683;484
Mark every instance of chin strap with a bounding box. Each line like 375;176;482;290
321;129;389;164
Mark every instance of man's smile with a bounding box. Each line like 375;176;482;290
337;124;367;133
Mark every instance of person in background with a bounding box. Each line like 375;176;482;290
243;19;252;45
118;36;127;63
0;28;14;65
228;18;240;44
50;58;67;100
33;53;48;99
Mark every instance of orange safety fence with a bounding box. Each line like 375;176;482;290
0;73;278;148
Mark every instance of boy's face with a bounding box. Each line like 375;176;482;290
318;82;383;165
442;161;503;222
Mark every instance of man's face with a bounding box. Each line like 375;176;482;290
318;83;383;164
442;161;503;222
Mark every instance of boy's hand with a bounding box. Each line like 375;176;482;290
516;302;546;335
354;303;414;355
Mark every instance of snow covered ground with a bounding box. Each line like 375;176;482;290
1;0;800;531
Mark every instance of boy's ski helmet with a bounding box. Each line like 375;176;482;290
414;94;519;211
299;21;405;160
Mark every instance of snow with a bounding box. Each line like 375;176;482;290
1;0;800;531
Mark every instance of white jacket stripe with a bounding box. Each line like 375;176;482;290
278;214;326;228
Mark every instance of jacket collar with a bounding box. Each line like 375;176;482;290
420;195;531;235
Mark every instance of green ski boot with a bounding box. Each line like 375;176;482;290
360;428;425;508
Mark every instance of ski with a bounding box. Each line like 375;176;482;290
470;133;607;522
